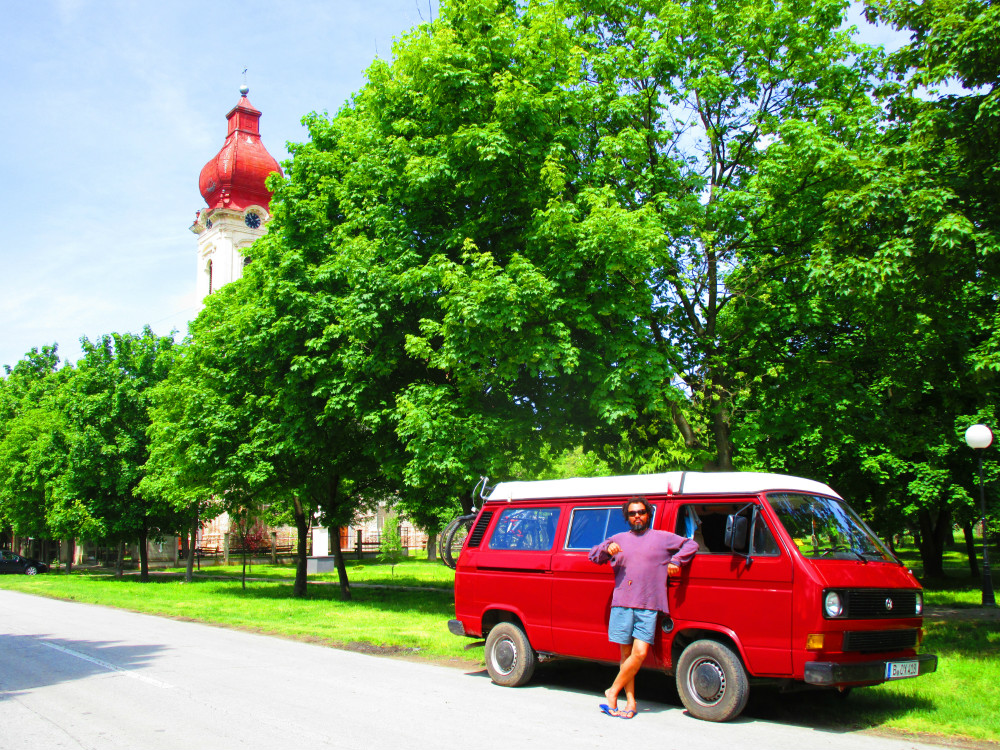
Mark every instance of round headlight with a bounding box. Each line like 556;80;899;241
824;591;843;618
915;592;923;615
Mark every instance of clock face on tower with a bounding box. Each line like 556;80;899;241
244;211;262;229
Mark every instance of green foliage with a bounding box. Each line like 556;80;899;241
0;347;79;540
62;328;180;577
253;0;884;520
729;0;999;575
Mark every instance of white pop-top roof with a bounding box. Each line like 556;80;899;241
486;471;841;502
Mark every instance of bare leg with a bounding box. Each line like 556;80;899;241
604;644;631;711
605;640;648;714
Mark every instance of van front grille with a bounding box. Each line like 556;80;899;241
845;590;918;618
842;629;918;653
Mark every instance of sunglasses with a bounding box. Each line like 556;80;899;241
627;510;648;517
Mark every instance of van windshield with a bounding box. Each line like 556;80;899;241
767;493;897;563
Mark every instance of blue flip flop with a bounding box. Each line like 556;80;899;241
599;704;621;717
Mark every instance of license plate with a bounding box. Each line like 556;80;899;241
885;660;919;679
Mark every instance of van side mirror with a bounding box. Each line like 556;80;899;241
725;515;748;550
725;507;756;567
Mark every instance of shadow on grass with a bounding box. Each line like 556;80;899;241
923;618;1000;657
199;576;456;615
126;567;455;590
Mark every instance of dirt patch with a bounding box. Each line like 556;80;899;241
864;727;1000;750
924;605;1000;622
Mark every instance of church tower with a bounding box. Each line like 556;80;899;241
191;85;282;299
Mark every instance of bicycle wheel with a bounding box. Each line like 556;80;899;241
441;517;473;569
438;518;461;565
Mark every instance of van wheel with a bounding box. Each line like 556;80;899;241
485;622;536;687
677;640;749;722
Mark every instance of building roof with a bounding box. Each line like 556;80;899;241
486;471;841;502
198;86;283;213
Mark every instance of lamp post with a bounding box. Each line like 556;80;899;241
965;424;996;607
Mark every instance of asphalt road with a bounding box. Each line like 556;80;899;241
0;589;946;750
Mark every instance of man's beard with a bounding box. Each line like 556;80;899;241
630;517;650;532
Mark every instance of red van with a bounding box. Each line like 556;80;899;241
448;472;937;721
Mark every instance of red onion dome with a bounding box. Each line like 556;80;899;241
198;86;283;213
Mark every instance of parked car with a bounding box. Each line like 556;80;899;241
0;550;49;575
449;471;937;722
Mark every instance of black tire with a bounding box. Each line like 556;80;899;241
24;566;37;575
438;518;461;566
676;639;749;722
440;517;472;569
484;622;536;687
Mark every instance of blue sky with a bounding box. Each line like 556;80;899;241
0;1;906;371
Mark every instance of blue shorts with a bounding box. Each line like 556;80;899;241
608;607;658;645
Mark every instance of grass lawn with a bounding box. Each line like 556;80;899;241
159;554;456;590
3;544;998;743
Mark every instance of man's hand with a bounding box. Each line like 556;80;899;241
667;563;681;577
607;542;622;557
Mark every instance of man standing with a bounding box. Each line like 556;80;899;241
589;496;699;718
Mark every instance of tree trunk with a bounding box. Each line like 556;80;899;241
711;401;734;471
963;522;980;579
332;527;352;601
292;497;309;598
241;526;248;591
314;474;350;599
427;531;437;562
138;526;150;582
186;510;198;582
916;505;950;579
115;540;125;578
66;538;75;573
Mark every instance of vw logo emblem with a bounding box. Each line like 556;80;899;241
885;598;894;611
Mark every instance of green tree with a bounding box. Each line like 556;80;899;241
268;0;885;495
0;347;90;560
140;352;221;583
63;328;181;580
146;244;391;599
726;0;999;576
378;511;404;576
549;0;887;470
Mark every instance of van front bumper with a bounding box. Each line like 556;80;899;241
448;619;467;637
804;654;937;686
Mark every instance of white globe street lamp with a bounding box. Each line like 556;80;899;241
964;424;996;607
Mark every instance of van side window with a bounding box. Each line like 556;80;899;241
675;503;776;555
752;517;780;556
724;504;781;557
674;504;731;553
565;506;652;550
488;507;561;551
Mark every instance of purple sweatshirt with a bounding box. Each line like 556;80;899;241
589;528;699;614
